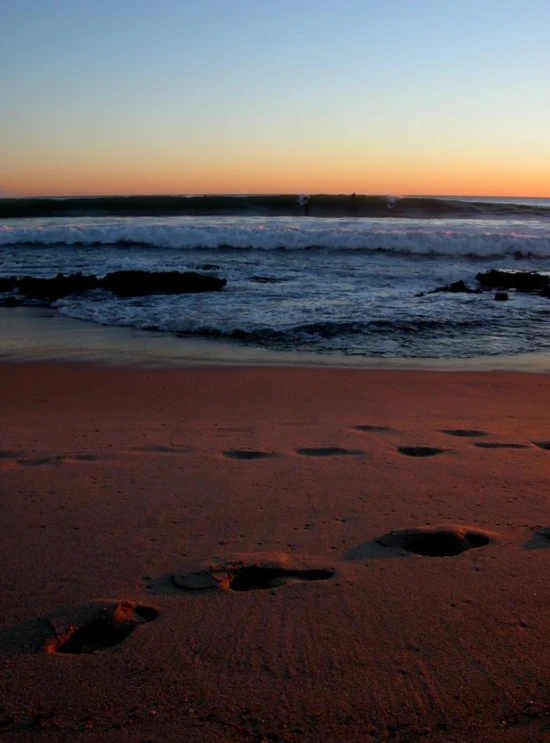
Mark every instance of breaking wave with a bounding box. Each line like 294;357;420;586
1;216;550;258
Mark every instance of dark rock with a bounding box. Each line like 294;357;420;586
0;277;19;292
416;280;480;297
100;270;227;296
0;270;227;303
420;269;550;300
17;272;99;300
476;269;550;294
441;280;473;293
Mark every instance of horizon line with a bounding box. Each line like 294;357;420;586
1;192;549;201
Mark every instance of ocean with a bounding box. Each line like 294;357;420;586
1;193;550;367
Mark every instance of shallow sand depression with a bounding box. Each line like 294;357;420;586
0;362;549;741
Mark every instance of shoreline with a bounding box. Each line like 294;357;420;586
2;305;550;373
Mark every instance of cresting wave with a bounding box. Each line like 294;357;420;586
1;217;550;257
2;193;550;219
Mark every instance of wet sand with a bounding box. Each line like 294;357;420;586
0;362;549;741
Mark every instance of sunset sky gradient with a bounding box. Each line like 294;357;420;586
2;0;550;197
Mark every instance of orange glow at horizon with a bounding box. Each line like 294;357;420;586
3;146;550;199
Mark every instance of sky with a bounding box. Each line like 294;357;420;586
2;0;550;198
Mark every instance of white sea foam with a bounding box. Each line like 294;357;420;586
1;216;550;257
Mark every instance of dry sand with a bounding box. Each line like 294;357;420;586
0;362;549;742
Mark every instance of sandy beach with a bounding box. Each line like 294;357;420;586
1;361;549;741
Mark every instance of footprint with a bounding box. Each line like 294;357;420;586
62;453;104;463
7;453;103;466
223;450;278;460
17;457;62;467
0;450;23;460
441;429;488;438
377;525;492;557
353;425;393;433
133;445;192;454
172;553;335;593
44;601;158;655
296;447;364;457
397;446;446;457
524;527;550;550
473;442;530;450
228;566;334;591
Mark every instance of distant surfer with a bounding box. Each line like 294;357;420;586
387;196;396;210
297;193;310;216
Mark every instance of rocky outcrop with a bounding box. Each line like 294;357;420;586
475;269;550;294
416;280;481;297
1;273;100;301
0;270;227;303
418;270;550;299
100;270;226;296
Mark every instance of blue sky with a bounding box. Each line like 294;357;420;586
2;0;550;196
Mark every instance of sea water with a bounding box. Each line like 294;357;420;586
1;195;550;363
